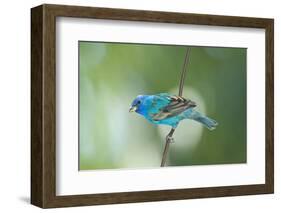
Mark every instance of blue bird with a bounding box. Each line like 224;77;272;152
129;93;218;140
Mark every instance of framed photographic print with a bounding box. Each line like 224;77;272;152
31;4;274;208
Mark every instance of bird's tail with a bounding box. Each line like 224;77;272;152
185;110;218;130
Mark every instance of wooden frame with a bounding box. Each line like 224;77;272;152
31;4;274;208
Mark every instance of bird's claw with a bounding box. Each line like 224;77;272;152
166;135;175;143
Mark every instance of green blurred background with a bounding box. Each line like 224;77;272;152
79;41;246;170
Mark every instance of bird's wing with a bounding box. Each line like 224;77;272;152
150;93;196;121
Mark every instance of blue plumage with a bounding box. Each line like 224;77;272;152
129;93;218;130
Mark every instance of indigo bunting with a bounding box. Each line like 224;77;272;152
129;93;217;140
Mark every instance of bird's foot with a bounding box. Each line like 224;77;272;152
166;135;175;143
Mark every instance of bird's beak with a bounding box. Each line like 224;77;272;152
129;106;137;112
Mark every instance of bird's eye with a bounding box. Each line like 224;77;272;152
137;100;141;105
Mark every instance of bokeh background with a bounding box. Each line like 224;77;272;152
79;41;246;170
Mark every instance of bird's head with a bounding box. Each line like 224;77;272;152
129;95;147;114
